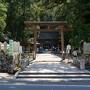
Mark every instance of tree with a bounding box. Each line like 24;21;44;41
41;0;90;48
0;1;7;41
65;0;90;48
2;0;89;47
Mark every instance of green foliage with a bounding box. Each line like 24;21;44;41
65;0;90;47
0;0;90;48
0;1;7;41
41;0;90;48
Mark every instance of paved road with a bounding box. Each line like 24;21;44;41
0;84;90;90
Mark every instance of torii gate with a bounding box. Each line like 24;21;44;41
24;21;68;59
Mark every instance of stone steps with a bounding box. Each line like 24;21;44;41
15;71;90;82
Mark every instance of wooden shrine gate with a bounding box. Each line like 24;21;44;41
24;21;68;59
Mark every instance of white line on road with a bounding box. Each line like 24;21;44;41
0;84;90;87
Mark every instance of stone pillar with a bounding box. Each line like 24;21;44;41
60;25;64;56
48;25;51;31
33;25;37;60
80;55;85;70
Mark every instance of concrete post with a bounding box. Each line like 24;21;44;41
80;55;85;70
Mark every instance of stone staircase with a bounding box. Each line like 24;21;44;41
15;71;90;82
14;54;90;82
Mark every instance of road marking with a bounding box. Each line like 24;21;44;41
0;84;90;87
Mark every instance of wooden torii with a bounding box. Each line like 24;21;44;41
24;21;68;59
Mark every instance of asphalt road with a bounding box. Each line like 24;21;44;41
0;84;90;90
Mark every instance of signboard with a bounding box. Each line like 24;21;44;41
7;44;10;53
83;43;90;54
8;40;13;55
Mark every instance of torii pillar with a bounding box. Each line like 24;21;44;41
33;25;37;60
60;25;64;56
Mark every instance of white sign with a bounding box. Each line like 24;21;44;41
19;46;22;53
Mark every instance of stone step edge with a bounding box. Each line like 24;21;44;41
16;76;90;78
15;78;90;81
19;72;90;75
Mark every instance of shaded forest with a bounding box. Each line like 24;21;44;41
0;0;90;48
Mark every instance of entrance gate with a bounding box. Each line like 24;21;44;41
24;21;68;59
